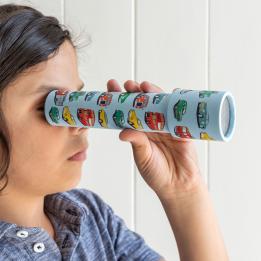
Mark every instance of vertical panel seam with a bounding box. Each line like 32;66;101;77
207;0;210;191
131;0;137;232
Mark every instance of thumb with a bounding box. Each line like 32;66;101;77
119;128;153;163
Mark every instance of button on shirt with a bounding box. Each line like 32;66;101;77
0;188;164;260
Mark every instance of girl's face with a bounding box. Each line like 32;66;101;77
0;40;89;196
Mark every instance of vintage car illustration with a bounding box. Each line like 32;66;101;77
127;110;143;130
84;91;99;102
62;106;76;125
49;107;60;124
98;109;108;128
199;90;218;98
97;92;113;107
152;93;167;104
113;110;125;128
133;93;149;109
173;99;187;121
174;126;193;139
69;91;86;102
77;108;95;127
54;89;69;106
180;89;193;95
200;132;214;140
144;112;165;131
173;88;181;92
197;102;209;129
118;92;131;103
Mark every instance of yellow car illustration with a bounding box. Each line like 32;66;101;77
127;110;143;130
200;132;214;140
62;106;76;125
98;109;108;128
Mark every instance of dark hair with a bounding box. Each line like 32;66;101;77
0;4;91;193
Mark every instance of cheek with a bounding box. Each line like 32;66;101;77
5;108;82;190
9;113;67;173
7;123;74;193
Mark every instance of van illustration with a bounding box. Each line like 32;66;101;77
133;93;149;109
54;89;69;106
174;126;193;139
145;112;165;130
97;92;113;107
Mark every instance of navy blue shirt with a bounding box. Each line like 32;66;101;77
0;188;164;260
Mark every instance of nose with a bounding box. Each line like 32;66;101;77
70;126;89;136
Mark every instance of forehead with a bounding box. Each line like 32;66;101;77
8;40;80;96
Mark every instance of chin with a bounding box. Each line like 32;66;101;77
50;174;82;195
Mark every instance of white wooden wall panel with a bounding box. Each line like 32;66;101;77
1;0;63;19
2;0;257;260
135;1;208;259
209;1;261;260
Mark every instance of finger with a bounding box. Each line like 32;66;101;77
124;80;141;92
107;79;122;92
140;81;164;93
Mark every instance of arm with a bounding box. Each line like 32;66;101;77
157;180;229;261
108;78;229;261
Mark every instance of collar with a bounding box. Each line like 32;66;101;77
44;189;89;225
0;189;89;240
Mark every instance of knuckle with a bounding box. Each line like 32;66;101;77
124;79;132;85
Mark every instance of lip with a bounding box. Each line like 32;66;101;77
68;147;88;161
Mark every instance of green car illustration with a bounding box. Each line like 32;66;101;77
173;99;187;121
118;92;131;103
49;107;60;124
199;91;218;98
180;89;193;94
152;93;167;104
113;110;125;128
69;91;86;102
85;91;98;102
197;102;209;129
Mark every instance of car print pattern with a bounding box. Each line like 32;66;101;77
45;88;228;141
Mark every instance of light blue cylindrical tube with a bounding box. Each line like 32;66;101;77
44;88;236;142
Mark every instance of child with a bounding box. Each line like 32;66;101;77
0;4;229;260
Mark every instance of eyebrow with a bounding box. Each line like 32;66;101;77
30;82;85;95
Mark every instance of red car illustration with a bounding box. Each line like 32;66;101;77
97;92;113;106
133;93;149;109
145;112;165;131
174;126;193;139
77;108;95;127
